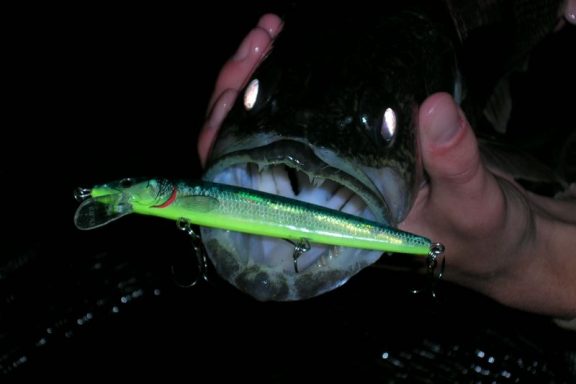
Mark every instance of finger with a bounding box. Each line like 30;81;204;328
419;93;494;208
206;26;276;111
198;89;238;166
403;93;506;243
257;13;284;37
400;93;514;278
206;14;281;111
399;93;477;233
198;15;282;166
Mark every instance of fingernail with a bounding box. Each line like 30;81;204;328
425;95;461;145
233;34;251;61
257;14;284;37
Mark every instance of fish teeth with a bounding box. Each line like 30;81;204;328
307;174;326;188
329;246;341;260
317;246;341;268
306;173;314;185
326;186;354;210
272;166;295;198
257;163;267;174
313;177;325;188
317;254;327;268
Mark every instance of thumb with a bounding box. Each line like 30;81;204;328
419;93;497;221
420;93;482;191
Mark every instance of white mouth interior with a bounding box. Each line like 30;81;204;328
207;163;379;274
220;163;377;213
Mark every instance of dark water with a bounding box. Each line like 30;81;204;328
3;2;575;382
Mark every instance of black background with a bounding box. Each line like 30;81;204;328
2;1;575;382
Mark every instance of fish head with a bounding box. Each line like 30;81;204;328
202;7;456;301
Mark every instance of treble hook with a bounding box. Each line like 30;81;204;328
427;243;445;278
427;242;446;298
173;217;209;287
290;238;311;273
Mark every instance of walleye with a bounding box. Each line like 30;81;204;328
200;0;565;300
74;178;438;258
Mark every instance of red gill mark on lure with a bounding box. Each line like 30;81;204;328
153;186;177;208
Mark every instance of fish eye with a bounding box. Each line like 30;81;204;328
119;178;135;188
243;79;259;111
381;107;397;141
359;106;397;145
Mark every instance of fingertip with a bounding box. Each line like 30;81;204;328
208;27;274;110
419;93;482;185
420;92;462;150
232;27;273;62
257;14;284;37
199;14;283;168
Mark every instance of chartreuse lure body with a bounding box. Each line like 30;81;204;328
74;178;432;256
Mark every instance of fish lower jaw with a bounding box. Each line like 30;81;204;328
201;162;387;301
200;231;382;301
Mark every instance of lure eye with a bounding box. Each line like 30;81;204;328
119;178;135;188
243;79;259;111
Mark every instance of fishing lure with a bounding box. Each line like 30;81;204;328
74;178;443;260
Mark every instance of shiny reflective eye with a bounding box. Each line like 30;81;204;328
381;107;396;141
243;79;259;111
119;178;134;188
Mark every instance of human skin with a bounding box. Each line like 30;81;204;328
197;9;576;318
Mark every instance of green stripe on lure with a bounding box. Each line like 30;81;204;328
74;178;436;256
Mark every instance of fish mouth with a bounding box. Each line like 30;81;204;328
202;139;410;301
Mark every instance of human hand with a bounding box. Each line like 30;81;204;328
399;93;576;318
197;14;283;166
196;11;575;318
398;1;576;317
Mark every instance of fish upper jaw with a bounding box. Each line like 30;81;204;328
204;138;405;225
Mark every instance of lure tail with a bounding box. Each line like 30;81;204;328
74;194;133;230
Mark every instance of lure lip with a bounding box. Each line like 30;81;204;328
73;190;133;230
